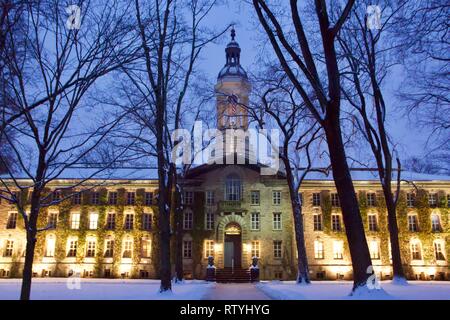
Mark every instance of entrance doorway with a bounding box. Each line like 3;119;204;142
224;223;242;268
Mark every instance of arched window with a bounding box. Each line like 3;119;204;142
225;174;241;201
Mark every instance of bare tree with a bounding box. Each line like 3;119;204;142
337;1;407;283
251;0;375;291
404;156;450;175
247;66;326;283
129;0;227;292
0;0;137;300
395;0;449;157
0;0;25;173
171;105;215;283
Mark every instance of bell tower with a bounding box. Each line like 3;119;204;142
215;28;251;131
212;28;256;164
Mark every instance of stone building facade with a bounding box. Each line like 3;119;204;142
0;171;449;281
0;29;449;281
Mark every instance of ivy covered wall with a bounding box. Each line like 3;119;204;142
29;187;159;278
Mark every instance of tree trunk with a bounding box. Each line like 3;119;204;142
174;214;183;282
285;161;310;284
174;177;184;282
293;201;310;284
324;119;373;290
20;230;36;300
383;188;405;280
158;191;172;291
156;100;171;292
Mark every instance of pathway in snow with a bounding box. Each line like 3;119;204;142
204;283;272;300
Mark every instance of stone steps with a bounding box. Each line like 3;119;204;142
215;268;251;283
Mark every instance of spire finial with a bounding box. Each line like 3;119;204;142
231;27;236;41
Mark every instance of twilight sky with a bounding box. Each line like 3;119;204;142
194;2;431;163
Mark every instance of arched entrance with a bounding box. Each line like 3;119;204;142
224;223;242;268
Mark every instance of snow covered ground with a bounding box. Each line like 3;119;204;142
1;279;449;300
0;278;213;300
257;281;450;300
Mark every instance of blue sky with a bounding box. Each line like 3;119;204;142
195;2;430;162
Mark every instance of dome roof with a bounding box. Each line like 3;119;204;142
217;27;248;80
217;65;248;79
218;64;248;79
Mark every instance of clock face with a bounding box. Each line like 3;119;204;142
221;94;246;128
226;94;239;116
227;94;239;115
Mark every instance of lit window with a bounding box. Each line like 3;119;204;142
368;214;378;231
411;241;422;260
314;240;324;259
273;240;282;258
406;193;415;207
313;214;323;231
4;240;14;257
206;212;214;230
86;240;96;257
204;240;214;258
312;193;321;207
431;214;442;232
331;193;340;207
89;213;99;230
333;241;344;259
142;213;152;231
48;212;58;229
45;236;55;257
141;238;151;258
251;212;260;230
184;191;194;205
369;240;380;260
434;242;445;261
367;193;376;207
408;215;419;232
272;191;281;205
104;240;114;258
206;191;215;205
251;241;260;258
6;212;17;229
225;174;241;201
332;214;342;232
123;240;133;258
124;214;134;230
250;191;260;205
71;213;80;230
127;192;136;205
428;193;437;207
183;211;193;230
67;240;78;257
108;192;118;205
273;213;282;230
145;192;153;206
183;241;192;258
